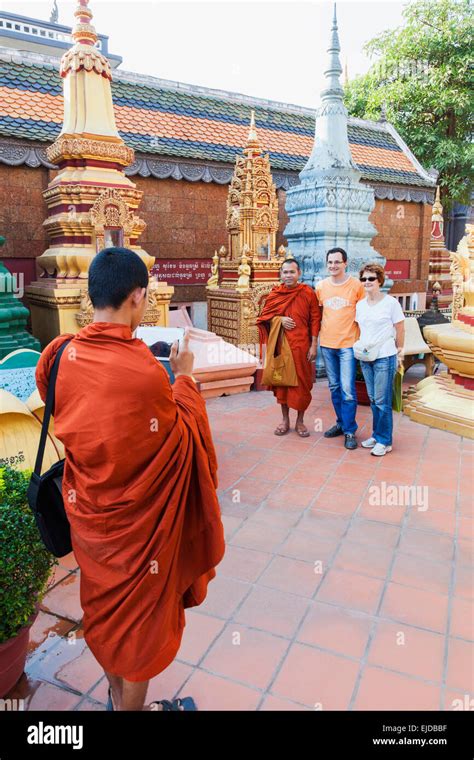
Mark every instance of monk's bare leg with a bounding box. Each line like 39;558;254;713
275;403;290;435
104;670;123;711
295;411;310;437
119;677;149;711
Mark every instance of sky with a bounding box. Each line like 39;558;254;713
2;0;409;109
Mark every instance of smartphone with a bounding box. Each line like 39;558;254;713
135;327;185;381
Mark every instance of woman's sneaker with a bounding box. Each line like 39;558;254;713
361;437;376;448
371;443;392;456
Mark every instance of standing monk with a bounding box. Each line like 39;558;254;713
35;247;225;712
257;258;321;437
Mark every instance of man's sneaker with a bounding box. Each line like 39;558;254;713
324;424;344;438
344;434;358;450
371;443;392;456
361;437;377;448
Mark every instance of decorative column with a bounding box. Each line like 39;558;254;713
284;4;387;287
25;0;173;347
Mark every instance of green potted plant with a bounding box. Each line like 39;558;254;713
355;360;371;406
0;465;57;697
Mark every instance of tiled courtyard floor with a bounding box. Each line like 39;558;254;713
8;377;473;711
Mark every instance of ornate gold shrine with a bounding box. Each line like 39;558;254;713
426;186;453;308
404;224;474;438
207;112;286;355
25;0;173;347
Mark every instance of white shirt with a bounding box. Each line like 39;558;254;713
355;295;405;358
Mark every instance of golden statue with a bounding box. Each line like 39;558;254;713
206;251;220;290
236;252;251;292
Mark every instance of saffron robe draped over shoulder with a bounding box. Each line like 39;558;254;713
256;283;321;412
36;322;225;682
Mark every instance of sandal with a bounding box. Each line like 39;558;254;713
274;422;290;436
150;696;197;711
295;423;310;438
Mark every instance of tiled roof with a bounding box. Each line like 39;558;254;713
0;56;435;188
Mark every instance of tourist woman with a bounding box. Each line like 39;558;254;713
354;263;405;456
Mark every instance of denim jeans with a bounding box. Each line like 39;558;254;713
360;354;397;446
320;346;358;434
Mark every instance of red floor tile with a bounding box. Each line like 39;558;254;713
380;583;449;633
278;531;338;565
40;572;83;623
258;555;323;597
271;642;359;709
333;541;393;579
234;585;310;637
197;575;251;618
297;602;373;659
201;624;288;690
450;597;474;641
367;621;445;682
316;568;384;614
446;638;474;692
218;544;271;582
176;669;261;710
391;553;451;596
354;667;441;710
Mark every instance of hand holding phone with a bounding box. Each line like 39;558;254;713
170;330;194;378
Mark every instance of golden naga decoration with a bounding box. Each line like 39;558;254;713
207;111;286;353
404;223;474;438
26;0;171;347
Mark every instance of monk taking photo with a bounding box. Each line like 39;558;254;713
257;258;321;437
35;247;225;712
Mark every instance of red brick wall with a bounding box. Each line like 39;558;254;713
135;176;228;301
0;164;50;265
369;198;431;294
0;166;430;300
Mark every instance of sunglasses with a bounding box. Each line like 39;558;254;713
360;276;378;282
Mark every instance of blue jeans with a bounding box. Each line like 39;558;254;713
321;346;358;434
360;354;397;446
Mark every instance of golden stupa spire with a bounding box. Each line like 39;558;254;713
53;0;122;142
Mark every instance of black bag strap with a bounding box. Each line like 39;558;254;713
33;339;73;477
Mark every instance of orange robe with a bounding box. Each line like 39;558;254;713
257;283;321;412
36;322;225;682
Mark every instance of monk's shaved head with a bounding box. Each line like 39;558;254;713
280;258;301;272
89;247;149;310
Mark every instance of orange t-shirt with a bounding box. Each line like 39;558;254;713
316;276;365;348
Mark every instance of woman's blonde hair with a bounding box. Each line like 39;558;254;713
359;262;385;286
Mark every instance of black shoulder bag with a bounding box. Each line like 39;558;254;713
27;339;73;558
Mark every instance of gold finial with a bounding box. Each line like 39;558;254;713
246;109;260;151
60;0;112;79
432;185;443;222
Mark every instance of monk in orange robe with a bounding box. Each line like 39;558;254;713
35;247;225;711
257;258;321;437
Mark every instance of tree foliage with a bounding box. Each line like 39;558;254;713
344;0;474;209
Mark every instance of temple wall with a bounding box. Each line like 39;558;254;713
1;164;431;302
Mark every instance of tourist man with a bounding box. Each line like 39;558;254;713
36;247;225;711
315;247;365;450
257;258;321;437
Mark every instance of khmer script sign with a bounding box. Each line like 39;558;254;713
150;259;211;284
384;260;410;280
